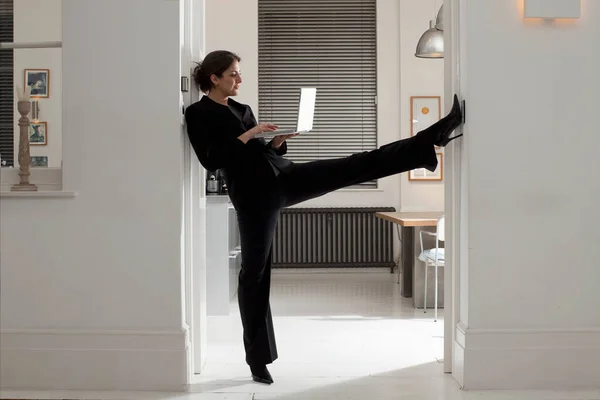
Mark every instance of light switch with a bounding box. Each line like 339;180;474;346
524;0;581;19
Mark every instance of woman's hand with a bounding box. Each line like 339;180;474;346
271;133;299;149
238;123;279;144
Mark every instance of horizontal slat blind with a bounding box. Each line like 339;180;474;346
0;0;13;167
258;0;377;188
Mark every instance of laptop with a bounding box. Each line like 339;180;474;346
255;87;317;137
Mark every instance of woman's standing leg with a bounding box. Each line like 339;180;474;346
236;207;281;383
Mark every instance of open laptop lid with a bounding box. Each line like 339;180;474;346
295;87;317;132
255;87;317;137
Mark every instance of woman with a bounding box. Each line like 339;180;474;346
185;50;462;384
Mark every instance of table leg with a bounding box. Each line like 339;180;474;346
400;226;414;298
395;224;402;280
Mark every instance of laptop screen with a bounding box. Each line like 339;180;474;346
296;87;317;132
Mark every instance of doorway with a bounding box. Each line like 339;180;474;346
181;0;464;388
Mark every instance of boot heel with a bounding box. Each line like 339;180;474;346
439;133;463;146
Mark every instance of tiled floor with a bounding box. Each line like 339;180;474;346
2;271;599;400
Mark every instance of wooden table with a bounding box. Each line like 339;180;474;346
375;212;443;298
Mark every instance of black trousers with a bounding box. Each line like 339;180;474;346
236;129;437;366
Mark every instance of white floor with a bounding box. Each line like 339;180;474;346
2;271;599;400
195;271;447;399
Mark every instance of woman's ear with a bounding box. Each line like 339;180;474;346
210;74;219;87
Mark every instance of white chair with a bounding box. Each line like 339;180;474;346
418;215;445;322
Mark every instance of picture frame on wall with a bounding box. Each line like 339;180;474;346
29;122;47;146
24;69;50;98
30;156;49;168
410;96;441;137
409;152;443;181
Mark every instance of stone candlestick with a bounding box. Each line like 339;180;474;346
11;101;38;191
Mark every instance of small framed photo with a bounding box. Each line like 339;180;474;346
410;96;441;137
409;152;443;181
24;69;50;98
30;156;48;168
29;122;47;145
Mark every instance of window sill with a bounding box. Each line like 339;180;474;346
0;190;77;198
1;167;62;192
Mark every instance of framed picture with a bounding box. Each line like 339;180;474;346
410;96;441;137
30;156;48;168
24;69;50;98
409;152;443;181
29;122;47;145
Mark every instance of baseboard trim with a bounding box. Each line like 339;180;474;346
272;267;391;274
459;324;600;390
0;328;190;391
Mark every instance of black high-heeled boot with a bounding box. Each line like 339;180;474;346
250;364;274;384
434;94;463;147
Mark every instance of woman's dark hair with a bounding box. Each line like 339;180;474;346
192;50;241;93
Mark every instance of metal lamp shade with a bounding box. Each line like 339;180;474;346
415;20;444;58
435;4;444;30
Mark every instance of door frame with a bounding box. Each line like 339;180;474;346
443;0;467;386
182;0;207;377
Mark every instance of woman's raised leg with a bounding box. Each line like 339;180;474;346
280;96;462;207
280;130;435;207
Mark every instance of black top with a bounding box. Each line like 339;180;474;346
185;96;294;205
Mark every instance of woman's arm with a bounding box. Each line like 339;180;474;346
246;106;288;156
185;105;278;170
268;139;288;156
185;106;248;171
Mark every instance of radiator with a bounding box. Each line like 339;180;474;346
272;207;396;268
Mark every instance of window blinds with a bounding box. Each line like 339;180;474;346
0;0;13;167
258;0;377;188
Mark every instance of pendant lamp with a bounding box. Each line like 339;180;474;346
415;19;444;58
435;4;444;30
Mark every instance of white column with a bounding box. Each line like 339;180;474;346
1;0;189;391
453;0;600;390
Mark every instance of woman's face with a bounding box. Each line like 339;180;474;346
212;60;242;97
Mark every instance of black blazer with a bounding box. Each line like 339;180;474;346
185;96;294;203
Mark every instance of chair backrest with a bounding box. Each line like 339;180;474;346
437;216;445;242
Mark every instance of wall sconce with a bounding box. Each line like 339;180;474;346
30;100;40;121
524;0;581;19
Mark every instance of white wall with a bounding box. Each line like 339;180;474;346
13;0;62;168
0;0;188;391
399;1;445;212
455;0;600;390
204;0;445;210
205;0;258;111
